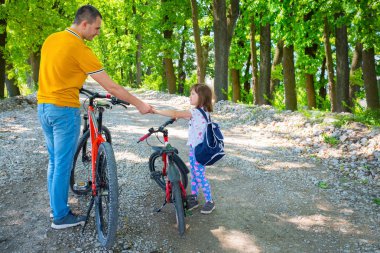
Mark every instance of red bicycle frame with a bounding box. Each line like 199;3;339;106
87;104;107;195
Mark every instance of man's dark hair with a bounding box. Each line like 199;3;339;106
73;5;102;25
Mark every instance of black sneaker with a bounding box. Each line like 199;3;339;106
186;194;199;211
51;211;86;229
201;201;215;214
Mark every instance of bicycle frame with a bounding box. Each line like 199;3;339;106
87;103;106;195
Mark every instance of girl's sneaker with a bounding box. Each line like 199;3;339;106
201;201;215;214
186;194;199;210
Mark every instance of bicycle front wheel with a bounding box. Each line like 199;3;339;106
171;181;185;236
95;142;119;249
70;126;111;195
149;151;188;190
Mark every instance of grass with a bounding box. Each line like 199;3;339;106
318;181;329;189
373;198;380;206
321;133;340;146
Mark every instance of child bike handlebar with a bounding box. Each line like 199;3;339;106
137;118;176;143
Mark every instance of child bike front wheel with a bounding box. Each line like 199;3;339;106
171;181;185;236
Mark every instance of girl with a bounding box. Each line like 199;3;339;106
152;84;215;214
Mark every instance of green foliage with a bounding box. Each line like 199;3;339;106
374;198;380;206
271;64;283;81
352;107;380;127
142;72;164;91
5;0;77;90
271;84;286;110
350;68;364;87
321;133;340;146
317;181;329;189
2;0;379;119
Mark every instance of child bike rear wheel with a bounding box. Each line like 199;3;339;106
171;181;185;236
95;142;119;249
70;127;111;195
149;151;188;190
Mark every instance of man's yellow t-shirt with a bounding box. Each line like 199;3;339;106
37;28;103;108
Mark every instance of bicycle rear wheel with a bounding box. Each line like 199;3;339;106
70;126;111;195
148;151;188;190
95;142;119;249
171;181;185;236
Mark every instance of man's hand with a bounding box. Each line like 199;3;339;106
137;102;153;114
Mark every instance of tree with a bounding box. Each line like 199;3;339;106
335;12;350;112
283;44;297;111
0;0;6;98
190;0;206;84
362;47;380;109
270;40;283;96
161;0;177;94
212;0;239;101
302;9;319;109
323;16;337;112
280;1;297;111
249;14;259;104
258;18;271;105
348;42;363;108
357;0;379;109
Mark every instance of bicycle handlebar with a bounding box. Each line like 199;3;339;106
137;118;176;143
80;87;130;107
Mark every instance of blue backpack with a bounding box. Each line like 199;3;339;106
194;108;225;166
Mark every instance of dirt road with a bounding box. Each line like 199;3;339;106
1;85;379;252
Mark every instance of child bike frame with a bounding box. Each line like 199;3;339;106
70;87;129;249
138;119;189;236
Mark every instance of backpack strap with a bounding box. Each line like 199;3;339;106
196;108;211;123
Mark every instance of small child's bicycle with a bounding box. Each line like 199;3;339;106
70;87;129;249
137;118;189;235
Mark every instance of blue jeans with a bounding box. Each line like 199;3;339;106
38;104;81;220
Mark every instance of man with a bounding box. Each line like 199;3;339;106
37;5;152;229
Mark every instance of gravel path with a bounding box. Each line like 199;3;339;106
1;83;379;253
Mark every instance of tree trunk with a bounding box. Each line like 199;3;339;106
283;45;297;111
29;51;40;90
5;65;20;97
202;27;211;81
162;0;176;94
323;17;337;112
270;40;283;95
231;68;240;102
163;57;176;94
335;14;350;112
177;25;187;94
190;0;205;84
362;47;380;109
305;44;318;109
243;53;251;94
213;0;239;101
133;2;142;87
319;57;327;102
213;0;228;101
226;0;239;49
0;0;5;98
259;21;271;105
250;16;259;105
135;34;142;87
348;42;362;107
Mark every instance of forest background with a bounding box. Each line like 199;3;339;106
0;0;379;124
